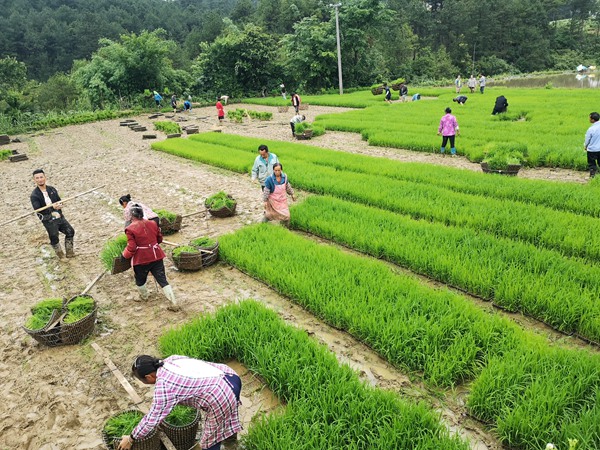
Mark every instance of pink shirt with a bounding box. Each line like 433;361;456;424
438;113;458;136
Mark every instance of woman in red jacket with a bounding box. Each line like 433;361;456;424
122;204;178;309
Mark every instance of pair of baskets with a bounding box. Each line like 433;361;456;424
159;215;183;235
22;295;97;347
102;408;201;450
205;196;236;218
171;240;220;272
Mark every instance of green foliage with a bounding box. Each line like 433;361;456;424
164;405;197;427
159;300;469;449
295;121;325;136
227;108;247;123
155;209;177;223
103;410;143;440
172;246;199;259
63;296;95;324
25;298;63;330
99;234;128;271
246;110;272;120
482;143;526;170
190;237;217;248
154;121;181;134
205;191;236;210
0;149;11;161
36;74;80;111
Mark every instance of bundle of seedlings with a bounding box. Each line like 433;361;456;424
60;294;97;345
103;410;161;450
161;405;200;450
171;245;202;271
24;298;64;330
63;295;95;323
190;236;219;267
155;208;182;235
204;191;236;217
227;109;247;123
295;122;325;139
247;110;273;121
154;121;181;135
0;149;12;160
100;234;130;274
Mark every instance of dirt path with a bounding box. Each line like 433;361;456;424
0;105;589;449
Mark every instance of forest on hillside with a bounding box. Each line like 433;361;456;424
0;0;599;119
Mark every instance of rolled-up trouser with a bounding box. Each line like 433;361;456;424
42;217;75;246
133;259;168;287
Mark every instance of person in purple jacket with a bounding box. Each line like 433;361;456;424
437;107;460;156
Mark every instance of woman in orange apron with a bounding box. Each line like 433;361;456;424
262;163;296;226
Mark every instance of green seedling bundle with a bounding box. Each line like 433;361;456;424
172;245;198;259
190;236;216;248
291;195;600;341
25;298;63;330
205;191;235;210
63;296;95;324
104;410;143;440
220;224;529;386
294;121;325;137
0;149;11;160
313;88;592;170
155;209;177;223
153;121;181;134
99;234;128;271
159;300;468;449
164;405;197;427
188;132;600;217
153;136;600;262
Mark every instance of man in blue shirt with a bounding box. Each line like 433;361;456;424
585;112;600;178
251;144;280;191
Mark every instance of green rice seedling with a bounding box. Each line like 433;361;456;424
25;298;64;330
227;109;246;123
205;191;235;210
99;234;128;271
295;121;325;137
154;121;181;134
190;237;216;248
103;410;144;440
155;209;177;223
164;405;197;427
63;296;95;324
0;149;11;160
219;224;530;386
172;245;199;259
247;110;273;121
159;300;468;449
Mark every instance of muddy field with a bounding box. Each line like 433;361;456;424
0;104;590;449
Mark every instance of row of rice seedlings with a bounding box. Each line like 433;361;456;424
155;137;600;262
159;300;469;449
189;132;600;218
218;224;530;387
205;191;235;209
246;110;272;121
99;234;128;271
25;298;63;330
63;296;95;323
469;345;600;449
314;88;592;170
153;121;181;134
290;195;600;341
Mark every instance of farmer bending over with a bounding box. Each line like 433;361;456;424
290;114;305;137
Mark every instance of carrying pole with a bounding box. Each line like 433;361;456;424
0;184;106;227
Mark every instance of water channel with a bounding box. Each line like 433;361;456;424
488;72;600;88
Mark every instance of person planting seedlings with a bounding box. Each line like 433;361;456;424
121;203;178;310
30;169;76;258
251;144;279;191
289;114;306;137
262;163;296;227
438;107;460;156
118;355;242;450
492;95;509;115
119;194;159;228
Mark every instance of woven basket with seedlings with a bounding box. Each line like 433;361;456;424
205;191;236;217
24;298;64;331
155;209;182;235
100;234;130;274
171;245;202;271
60;295;97;345
190;236;219;267
103;410;161;450
161;405;200;449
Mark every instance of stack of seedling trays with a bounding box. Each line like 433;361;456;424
23;295;97;347
156;209;182;235
171;245;203;271
205;192;236;218
191;237;219;268
480;162;522;176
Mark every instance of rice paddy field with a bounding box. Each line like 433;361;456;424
245;87;596;170
151;116;600;449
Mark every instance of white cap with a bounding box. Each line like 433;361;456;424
545;444;556;450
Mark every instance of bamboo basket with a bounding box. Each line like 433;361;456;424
205;196;236;218
22;308;64;347
199;240;219;267
102;410;161;450
160;408;201;450
159;215;183;235
171;246;203;271
295;129;314;140
59;295;97;345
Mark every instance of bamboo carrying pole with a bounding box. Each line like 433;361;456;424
91;343;178;450
0;184;106;227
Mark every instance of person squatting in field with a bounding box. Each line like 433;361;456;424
119;194;159;228
251;144;279;191
438;107;460;156
30;169;75;258
262;162;296;227
121;203;177;309
118;355;242;450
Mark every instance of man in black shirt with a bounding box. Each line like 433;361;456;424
30;169;75;258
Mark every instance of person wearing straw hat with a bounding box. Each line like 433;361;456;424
118;355;242;450
30;169;76;258
121;204;177;308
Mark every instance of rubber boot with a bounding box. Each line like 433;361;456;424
451;147;457;157
52;244;65;259
163;285;180;311
440;147;446;154
65;238;75;258
137;284;149;301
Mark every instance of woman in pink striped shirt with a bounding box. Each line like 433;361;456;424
437;107;460;156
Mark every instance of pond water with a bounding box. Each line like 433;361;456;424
489;72;600;88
